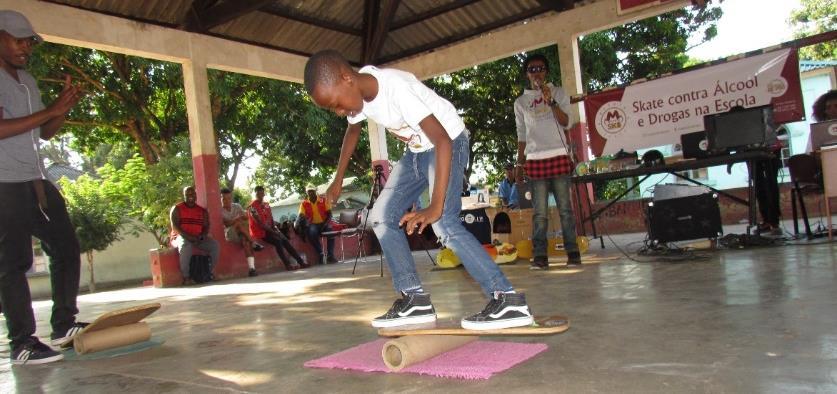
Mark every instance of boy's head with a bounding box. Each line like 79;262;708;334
304;50;364;118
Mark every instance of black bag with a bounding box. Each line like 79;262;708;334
189;255;213;283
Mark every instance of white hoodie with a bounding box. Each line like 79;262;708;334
513;83;572;160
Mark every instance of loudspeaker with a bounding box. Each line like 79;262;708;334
647;192;722;244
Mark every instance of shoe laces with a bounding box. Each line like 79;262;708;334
477;293;504;316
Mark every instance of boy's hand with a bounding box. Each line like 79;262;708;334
400;206;442;235
326;180;343;204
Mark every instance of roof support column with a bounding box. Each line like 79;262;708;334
557;35;593;236
368;121;390;181
182;59;233;276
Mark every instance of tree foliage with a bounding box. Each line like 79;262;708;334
97;140;194;246
30;44;187;164
789;0;837;60
59;174;128;291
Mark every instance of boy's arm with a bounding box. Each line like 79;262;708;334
399;115;450;235
326;122;363;203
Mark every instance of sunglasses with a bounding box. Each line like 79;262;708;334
527;65;547;73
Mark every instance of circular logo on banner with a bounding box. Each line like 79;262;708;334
464;213;475;224
767;77;788;97
698;139;708;151
595;101;628;135
829;123;837;137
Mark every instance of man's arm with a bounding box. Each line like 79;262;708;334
400;115;451;235
249;204;272;232
0;75;81;140
201;209;210;238
326;122;363;203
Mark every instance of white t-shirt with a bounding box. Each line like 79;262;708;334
514;83;572;160
347;66;465;152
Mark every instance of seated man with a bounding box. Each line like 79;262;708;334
221;188;263;277
298;184;337;264
498;163;519;209
248;186;307;270
170;186;219;284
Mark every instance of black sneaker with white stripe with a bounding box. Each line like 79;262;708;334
11;337;63;365
50;322;89;347
371;292;437;328
461;292;534;330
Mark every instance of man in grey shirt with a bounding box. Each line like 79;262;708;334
0;10;84;365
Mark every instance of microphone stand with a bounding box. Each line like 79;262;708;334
352;164;387;276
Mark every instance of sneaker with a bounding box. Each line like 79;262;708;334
50;322;90;347
248;268;258;277
326;255;338;264
461;292;534;330
11;337;64;365
567;251;582;266
252;242;265;252
371;292;437;328
529;256;549;270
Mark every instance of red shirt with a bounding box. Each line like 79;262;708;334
248;200;273;239
173;202;206;237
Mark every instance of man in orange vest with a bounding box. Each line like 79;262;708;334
248;186;306;270
170;186;219;283
298;184;337;264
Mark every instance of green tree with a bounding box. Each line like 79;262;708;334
30;44;187;165
59;175;128;292
789;0;837;60
579;3;722;91
98;140;194;247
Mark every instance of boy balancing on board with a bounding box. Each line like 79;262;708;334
304;50;534;330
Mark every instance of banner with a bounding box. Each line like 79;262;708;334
617;0;673;15
584;48;803;156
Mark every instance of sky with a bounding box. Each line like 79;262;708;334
686;0;802;61
236;0;807;191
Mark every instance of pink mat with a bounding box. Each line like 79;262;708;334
304;338;548;380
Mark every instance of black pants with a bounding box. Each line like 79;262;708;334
0;181;81;349
754;156;781;226
263;232;303;268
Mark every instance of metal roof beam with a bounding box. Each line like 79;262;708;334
379;5;552;64
181;0;274;32
259;4;362;36
390;0;481;30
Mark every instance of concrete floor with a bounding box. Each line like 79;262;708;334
1;228;836;393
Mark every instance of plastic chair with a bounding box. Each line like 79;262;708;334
787;154;823;239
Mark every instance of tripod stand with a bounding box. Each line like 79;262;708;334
352;164;387;277
351;164;437;276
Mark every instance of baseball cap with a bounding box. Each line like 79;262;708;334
0;10;42;42
305;183;317;191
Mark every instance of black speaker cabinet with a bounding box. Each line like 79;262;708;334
647;192;723;244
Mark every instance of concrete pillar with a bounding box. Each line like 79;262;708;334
368;121;391;182
181;60;232;277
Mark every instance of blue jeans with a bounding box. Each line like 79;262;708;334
531;175;578;258
368;133;513;296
